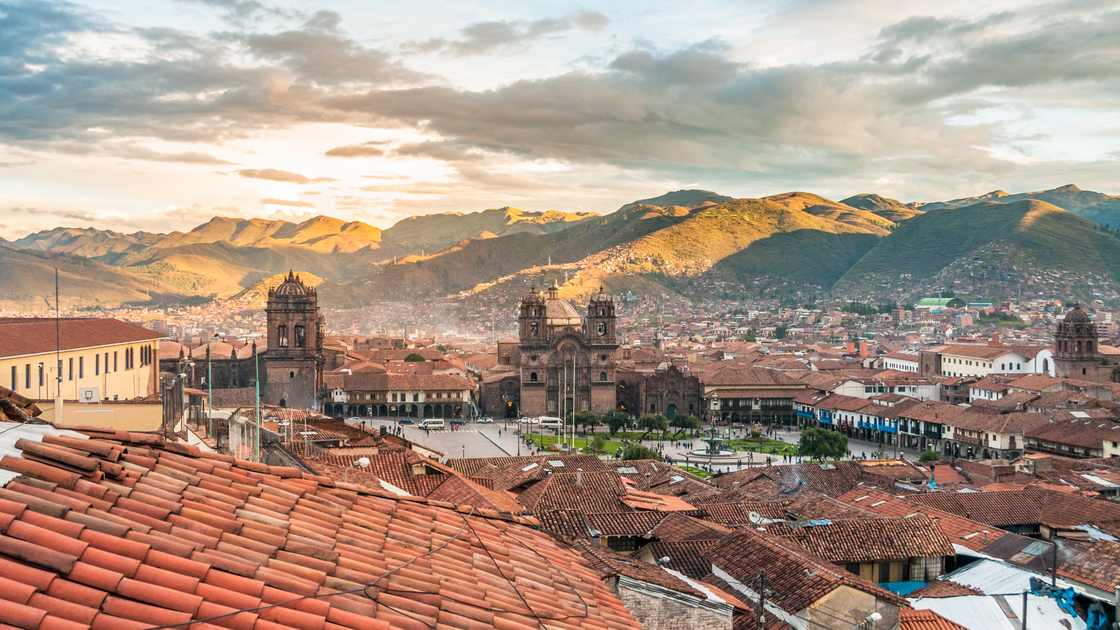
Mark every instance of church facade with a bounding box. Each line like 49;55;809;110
484;284;620;418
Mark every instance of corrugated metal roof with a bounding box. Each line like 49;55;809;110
943;559;1074;594
912;595;1086;630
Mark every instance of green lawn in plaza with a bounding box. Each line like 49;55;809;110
523;433;626;455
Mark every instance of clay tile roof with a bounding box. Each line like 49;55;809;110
640;540;716;580
908;487;1120;530
0;423;643;630
900;608;973;630
1056;540;1120;592
907;580;985;598
571;539;705;598
0;318;165;359
704;529;905;615
763;517;955;563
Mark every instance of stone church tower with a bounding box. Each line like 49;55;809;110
263;272;324;408
1053;304;1100;379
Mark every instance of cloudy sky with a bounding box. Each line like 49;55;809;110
2;0;1119;237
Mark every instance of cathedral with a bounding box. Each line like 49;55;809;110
486;283;619;418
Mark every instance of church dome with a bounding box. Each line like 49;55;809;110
590;285;612;303
544;282;581;327
1064;304;1090;324
274;271;311;297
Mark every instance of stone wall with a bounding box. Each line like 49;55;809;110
614;584;732;630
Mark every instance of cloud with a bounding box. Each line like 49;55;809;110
106;145;234;165
324;141;386;157
411;11;611;57
260;197;315;207
235;168;336;184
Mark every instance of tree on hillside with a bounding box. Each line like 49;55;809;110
622;443;661;461
403;352;426;362
670;413;702;433
798;428;848;461
774;325;789;339
604;409;630;436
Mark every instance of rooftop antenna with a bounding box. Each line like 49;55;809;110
55;268;63;422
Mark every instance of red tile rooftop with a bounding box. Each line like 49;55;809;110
0;422;643;630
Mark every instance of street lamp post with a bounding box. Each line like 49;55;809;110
207;333;220;440
254;342;260;463
344;457;370;482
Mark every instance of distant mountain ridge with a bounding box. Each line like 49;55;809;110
910;184;1120;227
5;184;1119;309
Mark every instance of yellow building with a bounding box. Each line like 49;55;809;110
0;317;165;404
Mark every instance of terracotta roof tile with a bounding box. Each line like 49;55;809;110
0;424;643;630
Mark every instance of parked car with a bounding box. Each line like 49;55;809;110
398;418;414;425
476;417;493;424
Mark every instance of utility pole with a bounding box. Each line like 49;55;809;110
254;342;260;463
757;570;766;630
1021;590;1028;630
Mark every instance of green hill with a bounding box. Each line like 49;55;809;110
380;207;598;253
839;199;1120;283
621;189;733;210
841;194;923;222
912;185;1120;228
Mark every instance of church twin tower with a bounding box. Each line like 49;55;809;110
517;283;619;417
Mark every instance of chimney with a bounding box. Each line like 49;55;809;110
859;341;867;357
645;472;651;491
576;469;582;486
983;530;989;544
379;426;387;436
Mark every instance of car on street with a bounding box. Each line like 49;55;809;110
476;417;493;424
398;418;414;425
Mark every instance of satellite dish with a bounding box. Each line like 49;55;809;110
749;511;762;524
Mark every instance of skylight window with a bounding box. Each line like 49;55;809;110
522;463;539;471
549;460;565;467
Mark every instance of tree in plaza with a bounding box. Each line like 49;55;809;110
573;411;599;435
604;409;630;436
670;413;702;433
919;449;940;462
622;443;662;461
798;428;848;461
638;413;669;442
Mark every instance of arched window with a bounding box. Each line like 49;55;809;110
1087;341;1093;353
599;372;607;382
1077;340;1082;352
530;308;537;317
289;371;295;379
530;323;538;336
599;309;605;316
294;325;306;348
278;325;289;347
530;372;538;382
1043;359;1049;373
505;381;515;394
598;322;606;335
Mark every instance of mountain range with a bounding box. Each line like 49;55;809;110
4;184;1119;310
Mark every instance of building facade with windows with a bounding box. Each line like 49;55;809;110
0;317;164;403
